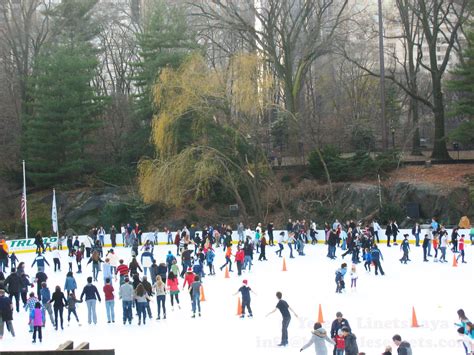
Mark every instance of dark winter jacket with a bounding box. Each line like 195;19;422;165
4;272;22;293
0;295;13;321
344;333;359;355
397;341;412;355
80;283;101;301
330;318;351;338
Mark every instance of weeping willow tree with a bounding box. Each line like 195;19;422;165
138;53;278;220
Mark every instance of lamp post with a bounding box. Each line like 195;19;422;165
391;128;395;148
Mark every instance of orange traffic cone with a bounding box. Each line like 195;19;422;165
282;257;287;272
200;286;206;301
453;254;458;267
411;307;420;327
225;266;230;278
317;304;324;323
237;297;242;316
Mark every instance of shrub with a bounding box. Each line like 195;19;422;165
308;147;399;182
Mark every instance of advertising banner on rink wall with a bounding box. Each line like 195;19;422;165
4;228;472;254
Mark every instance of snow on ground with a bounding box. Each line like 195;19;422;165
2;243;472;355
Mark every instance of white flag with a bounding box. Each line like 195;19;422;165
52;189;58;233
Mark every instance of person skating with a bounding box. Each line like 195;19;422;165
235;247;245;276
392;334;412;355
0;288;15;339
233;279;256;318
334;329;345;355
189;275;202;318
50;285;67;330
350;264;358;290
119;277;133;325
116;259;129;285
341;327;359;355
52;247;61;272
439;231;448;263
167;271;181;310
30;302;44;343
335;263;347;293
103;278;115;323
31;252;49;273
4;268;22;312
399;234;410;264
330;311;351;355
300;322;335;354
80;277;101;325
220;245;233;272
456;234;467;263
370;245;385;276
24;292;39;332
183;267;196;300
134;283;150;325
266;291;298;347
66;292;82;326
363;248;372;272
385;221;392;247
422;234;430;261
64;271;77;296
39;282;54;328
258;232;268;261
276;232;285;257
206;248;215;275
87;251;103;282
153;275;166;320
392;220;399;246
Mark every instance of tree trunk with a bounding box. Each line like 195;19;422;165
410;96;422;155
431;74;450;160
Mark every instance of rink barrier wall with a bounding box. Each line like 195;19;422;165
4;229;472;254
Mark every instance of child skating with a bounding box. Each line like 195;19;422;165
233;279;256;318
350;264;358;290
335;263;347;293
30;302;44;343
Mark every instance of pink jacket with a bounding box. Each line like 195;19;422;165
30;308;44;327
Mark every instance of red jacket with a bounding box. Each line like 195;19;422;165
235;249;245;262
183;272;195;288
103;284;114;301
459;237;464;251
335;335;345;349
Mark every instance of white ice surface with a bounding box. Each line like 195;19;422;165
1;243;472;355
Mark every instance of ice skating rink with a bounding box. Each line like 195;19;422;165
2;243;472;355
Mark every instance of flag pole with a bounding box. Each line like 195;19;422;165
22;160;28;240
52;188;59;239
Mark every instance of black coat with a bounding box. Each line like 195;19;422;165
330;318;351;338
4;272;22;293
0;295;13;321
344;333;359;355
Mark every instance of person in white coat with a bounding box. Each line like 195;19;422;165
140;248;155;277
300;322;335;355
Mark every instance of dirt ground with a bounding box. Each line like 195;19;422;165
387;164;474;186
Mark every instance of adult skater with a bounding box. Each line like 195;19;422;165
50;285;67;330
370;245;385;276
189;275;202;318
422;234;430;262
266;291;298;347
119;277;133;324
330;311;351;355
456;234;466;263
392;334;412;355
103;278;115;323
233;279;256;318
385;221;392;247
300;322;335;354
4;268;22;312
80;277;101;325
31;252;49;272
0;288;15;339
276;232;285;258
335;263;347;293
341;327;359;355
399;234;410;264
411;223;421;247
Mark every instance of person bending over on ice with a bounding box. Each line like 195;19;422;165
335;263;347;293
300;322;335;354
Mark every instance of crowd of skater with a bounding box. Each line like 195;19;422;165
0;217;472;354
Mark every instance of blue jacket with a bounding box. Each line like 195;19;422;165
80;284;101;301
363;253;372;263
371;248;383;261
166;252;175;265
40;287;51;305
31;255;50;268
206;250;215;264
64;277;77;292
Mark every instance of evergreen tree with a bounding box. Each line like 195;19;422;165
25;0;104;186
128;0;199;161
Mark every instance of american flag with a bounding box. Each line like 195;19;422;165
21;191;26;221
